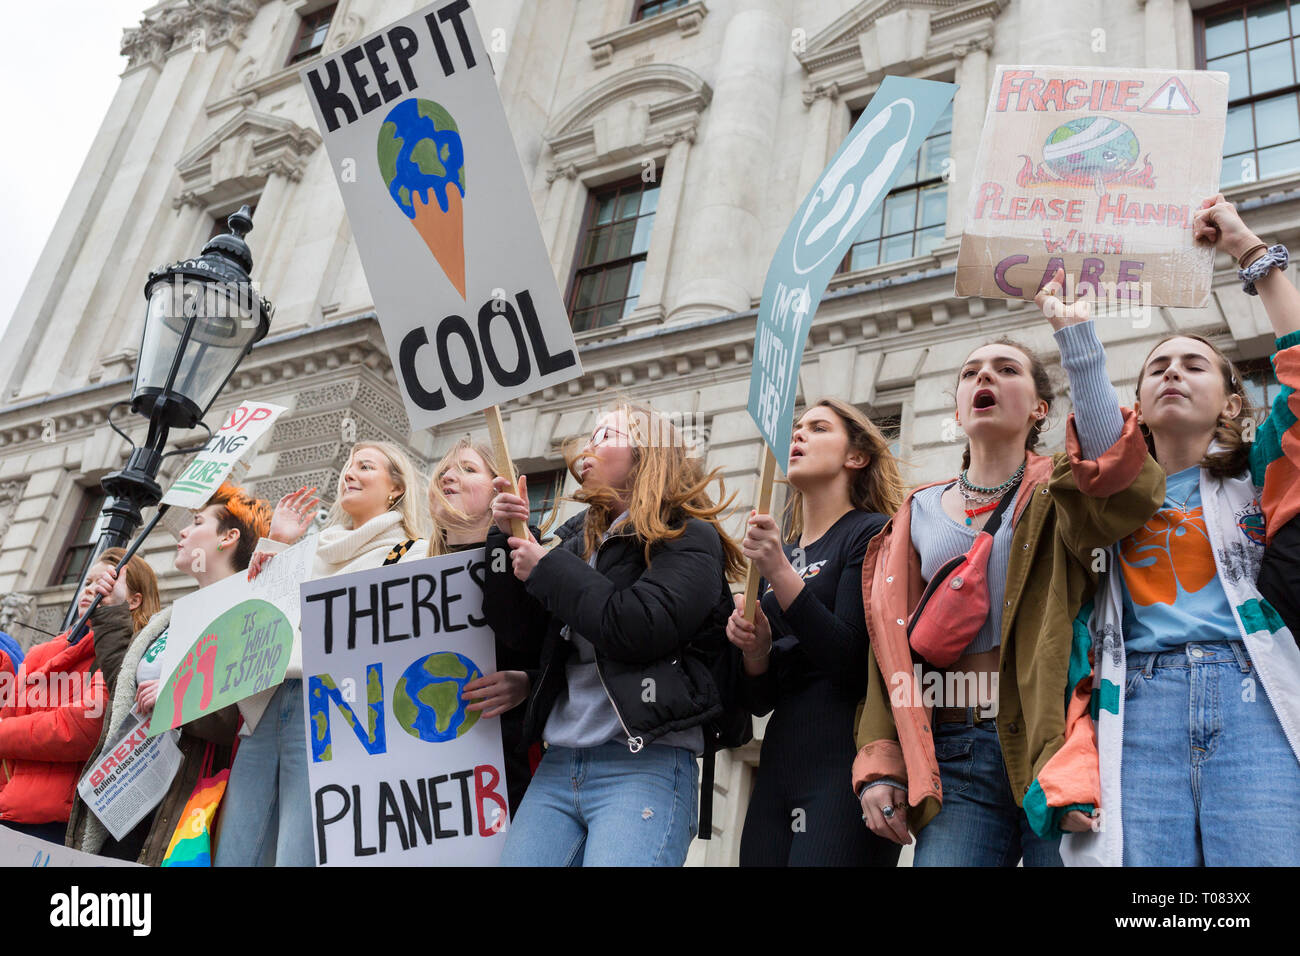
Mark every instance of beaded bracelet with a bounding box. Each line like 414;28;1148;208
1240;243;1289;296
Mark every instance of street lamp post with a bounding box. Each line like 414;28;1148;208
62;205;272;633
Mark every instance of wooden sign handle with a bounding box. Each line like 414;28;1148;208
741;447;778;623
484;404;531;542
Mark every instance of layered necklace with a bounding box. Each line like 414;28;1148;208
957;460;1025;526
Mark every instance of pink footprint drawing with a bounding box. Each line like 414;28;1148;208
170;633;219;728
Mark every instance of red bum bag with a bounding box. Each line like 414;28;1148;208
907;479;1020;668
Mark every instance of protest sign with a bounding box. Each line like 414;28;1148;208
747;75;957;470
76;711;182;841
299;0;582;429
149;535;318;736
0;824;139;867
955;66;1229;308
161;401;285;509
299;548;508;866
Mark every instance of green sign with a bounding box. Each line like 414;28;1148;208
149;599;294;736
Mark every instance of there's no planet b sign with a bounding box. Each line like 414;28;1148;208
299;0;582;428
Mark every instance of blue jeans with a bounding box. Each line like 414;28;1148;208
1121;641;1300;866
214;680;315;867
913;717;1063;867
499;742;698;866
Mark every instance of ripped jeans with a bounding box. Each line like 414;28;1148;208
499;741;698;866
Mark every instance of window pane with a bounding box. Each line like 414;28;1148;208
572;308;595;332
916;225;945;257
919;184;948;228
581;227;603;266
1255;92;1300;147
1250;40;1295;94
1248;0;1291;45
595;303;622;328
616;191;640;220
1259;139;1300;178
920;133;951;180
627;259;647;299
892;153;919;188
574;272;600;309
1221;150;1256;186
1224;103;1256;154
621;295;640;319
602;263;631;302
607;218;636;259
854;197;883;242
882;232;914;263
595;196;616;225
639;185;660;215
631;214;654;256
1210;52;1249;98
930;103;953;137
1205;10;1246;58
882;190;917;235
849;240;879;271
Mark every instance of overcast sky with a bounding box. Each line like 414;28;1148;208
0;1;156;341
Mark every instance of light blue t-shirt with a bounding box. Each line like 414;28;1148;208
1119;466;1240;652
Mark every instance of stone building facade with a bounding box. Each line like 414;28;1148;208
2;0;1296;864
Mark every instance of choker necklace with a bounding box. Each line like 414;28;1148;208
958;460;1026;526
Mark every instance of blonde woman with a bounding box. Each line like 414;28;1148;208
217;441;428;867
425;439;540;813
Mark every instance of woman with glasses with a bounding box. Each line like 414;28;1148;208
483;402;745;866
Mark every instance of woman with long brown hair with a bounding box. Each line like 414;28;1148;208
483;401;745;866
726;398;904;866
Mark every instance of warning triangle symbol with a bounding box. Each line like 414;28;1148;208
1141;77;1199;114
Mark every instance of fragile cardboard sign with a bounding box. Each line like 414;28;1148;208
956;66;1228;308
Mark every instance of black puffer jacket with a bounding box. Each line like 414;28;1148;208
484;509;735;750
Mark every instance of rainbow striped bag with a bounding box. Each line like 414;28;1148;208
161;744;229;867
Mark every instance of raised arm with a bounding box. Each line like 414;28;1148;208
1036;267;1125;461
1194;194;1300;336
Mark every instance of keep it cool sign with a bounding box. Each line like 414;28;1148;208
299;548;508;866
300;0;581;428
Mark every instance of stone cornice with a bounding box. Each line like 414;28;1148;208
796;0;1008;76
0;312;386;450
174;107;321;205
121;0;262;73
587;2;709;68
545;64;711;172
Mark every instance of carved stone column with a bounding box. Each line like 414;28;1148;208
626;125;696;328
541;162;580;281
668;0;788;322
948;37;993;236
797;83;839;201
1141;0;1178;69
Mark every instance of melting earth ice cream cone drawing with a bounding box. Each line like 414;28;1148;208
379;98;467;298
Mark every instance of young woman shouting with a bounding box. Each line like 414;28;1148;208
854;275;1164;866
726;398;904;866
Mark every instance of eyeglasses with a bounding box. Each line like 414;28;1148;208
588;425;630;447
